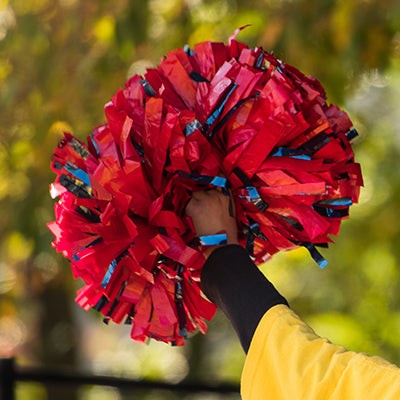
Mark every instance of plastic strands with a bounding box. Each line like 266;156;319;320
48;31;363;345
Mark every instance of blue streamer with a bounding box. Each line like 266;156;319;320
124;305;136;325
315;197;352;206
59;175;93;198
255;52;264;69
303;242;328;269
139;79;156;97
100;245;133;288
177;171;228;188
204;83;238;128
233;167;268;212
74;205;101;223
346;128;358;141
279;215;303;231
185;119;202;136
90;134;101;157
199;234;227;246
103;280;128;325
189;71;210;83
246;187;268;212
246;230;255;255
313;206;349;218
101;259;118;288
244;218;268;255
206;95;255;141
92;295;109;312
271;147;311;160
72;237;103;262
184;44;194;56
65;162;91;186
69;138;91;160
175;265;187;337
210;176;228;187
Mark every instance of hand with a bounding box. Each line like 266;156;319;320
185;189;239;256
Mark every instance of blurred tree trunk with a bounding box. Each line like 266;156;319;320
39;278;79;399
183;332;207;383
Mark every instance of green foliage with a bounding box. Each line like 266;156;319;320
1;0;400;398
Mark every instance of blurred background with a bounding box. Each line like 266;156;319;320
0;0;400;399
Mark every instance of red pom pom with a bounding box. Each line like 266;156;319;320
48;34;362;345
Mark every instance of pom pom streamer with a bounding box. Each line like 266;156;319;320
48;32;362;345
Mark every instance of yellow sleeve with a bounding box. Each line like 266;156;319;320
241;304;400;400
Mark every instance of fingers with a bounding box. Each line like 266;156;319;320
186;189;225;212
185;189;239;248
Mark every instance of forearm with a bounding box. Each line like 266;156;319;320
201;244;288;352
